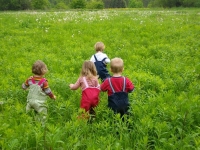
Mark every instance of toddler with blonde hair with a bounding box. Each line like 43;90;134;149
69;60;100;119
90;42;110;82
101;57;134;117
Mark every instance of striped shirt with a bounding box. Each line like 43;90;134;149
22;76;55;99
70;76;99;91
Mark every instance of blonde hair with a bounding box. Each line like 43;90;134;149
32;60;48;75
110;57;124;73
81;60;97;79
94;42;105;52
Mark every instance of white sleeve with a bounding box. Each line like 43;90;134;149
104;54;110;63
90;55;95;62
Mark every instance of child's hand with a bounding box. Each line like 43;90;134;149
69;84;74;89
53;95;56;100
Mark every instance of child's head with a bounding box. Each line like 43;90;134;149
110;57;124;74
81;60;97;78
32;60;48;76
94;42;105;52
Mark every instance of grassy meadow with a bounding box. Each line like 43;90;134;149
0;8;200;149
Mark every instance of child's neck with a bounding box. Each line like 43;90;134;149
34;74;43;78
112;73;122;77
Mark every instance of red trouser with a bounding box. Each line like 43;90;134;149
80;88;100;112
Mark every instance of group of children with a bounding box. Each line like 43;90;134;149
22;42;135;124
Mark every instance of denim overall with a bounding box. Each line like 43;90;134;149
94;55;110;81
108;77;130;117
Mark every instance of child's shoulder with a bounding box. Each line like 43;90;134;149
28;76;48;83
84;76;98;81
124;77;134;85
124;76;132;80
26;76;33;81
96;51;106;55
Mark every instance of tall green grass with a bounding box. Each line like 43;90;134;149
0;8;199;149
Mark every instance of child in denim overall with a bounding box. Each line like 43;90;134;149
22;60;56;125
100;57;134;117
69;60;100;120
90;42;110;82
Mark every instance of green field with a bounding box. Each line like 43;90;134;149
0;8;200;149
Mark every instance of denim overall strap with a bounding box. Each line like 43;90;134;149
108;77;126;93
94;54;107;62
94;55;98;62
122;77;126;92
101;57;107;62
108;78;115;93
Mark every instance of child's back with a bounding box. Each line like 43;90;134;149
100;58;134;117
90;42;110;81
69;60;100;119
27;78;47;102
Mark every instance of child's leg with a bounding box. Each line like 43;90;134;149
35;107;47;127
26;102;32;113
89;108;96;116
32;102;47;126
80;99;90;112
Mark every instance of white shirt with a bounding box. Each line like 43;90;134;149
90;52;110;64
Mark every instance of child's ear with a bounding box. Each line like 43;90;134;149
120;68;124;73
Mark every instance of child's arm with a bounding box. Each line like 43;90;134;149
69;78;81;90
46;90;56;100
104;54;110;64
69;84;76;89
100;79;108;92
22;83;28;90
43;81;56;100
22;76;33;90
126;78;135;93
90;55;95;62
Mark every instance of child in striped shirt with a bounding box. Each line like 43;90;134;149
22;60;56;125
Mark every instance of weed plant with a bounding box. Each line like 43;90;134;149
0;8;199;149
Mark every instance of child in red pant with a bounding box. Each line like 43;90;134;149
69;60;100;119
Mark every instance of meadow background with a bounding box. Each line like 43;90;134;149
0;8;200;149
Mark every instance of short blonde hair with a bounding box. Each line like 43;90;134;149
32;60;48;75
81;60;97;79
94;42;105;52
110;57;124;73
